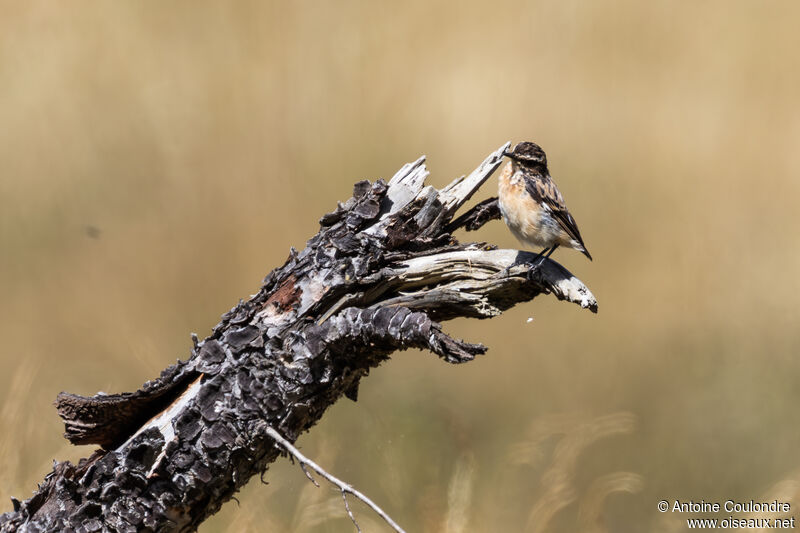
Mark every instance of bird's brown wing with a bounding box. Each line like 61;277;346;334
524;174;590;253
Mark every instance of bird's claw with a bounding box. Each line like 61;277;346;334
525;258;547;282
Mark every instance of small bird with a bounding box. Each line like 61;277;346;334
498;142;592;273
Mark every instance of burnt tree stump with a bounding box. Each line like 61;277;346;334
0;143;597;532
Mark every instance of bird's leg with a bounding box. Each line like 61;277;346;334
543;245;558;260
497;248;546;278
523;246;550;280
498;246;556;279
531;246;550;264
526;245;558;280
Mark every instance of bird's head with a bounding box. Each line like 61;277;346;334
504;142;548;170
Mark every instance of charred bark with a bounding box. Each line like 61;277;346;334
0;143;597;532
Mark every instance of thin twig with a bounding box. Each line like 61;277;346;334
341;491;362;533
264;425;406;533
300;463;320;487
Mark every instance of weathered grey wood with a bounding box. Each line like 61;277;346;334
379;249;597;318
437;142;510;217
0;143;596;532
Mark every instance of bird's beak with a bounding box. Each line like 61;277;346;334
503;150;515;159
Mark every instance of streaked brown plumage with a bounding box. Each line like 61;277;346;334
498;142;592;265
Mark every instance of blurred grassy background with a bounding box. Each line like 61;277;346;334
2;1;800;531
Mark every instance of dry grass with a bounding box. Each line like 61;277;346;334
0;362;40;503
2;1;800;531
508;412;637;532
443;452;476;533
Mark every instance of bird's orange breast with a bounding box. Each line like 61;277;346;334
498;163;541;232
498;163;568;249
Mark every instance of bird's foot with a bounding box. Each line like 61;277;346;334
525;258;547;282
